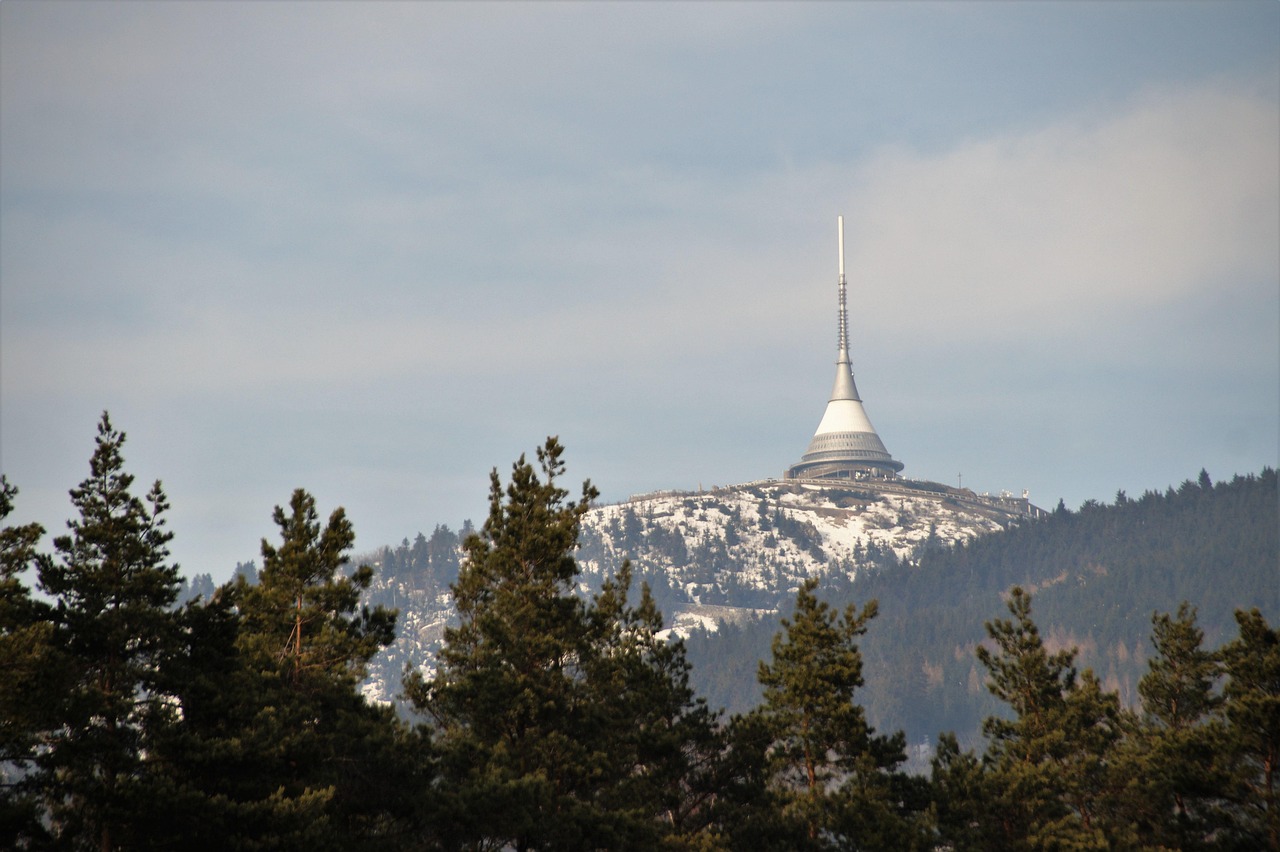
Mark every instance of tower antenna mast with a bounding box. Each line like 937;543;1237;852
837;215;848;358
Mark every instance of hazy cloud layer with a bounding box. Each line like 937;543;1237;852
3;2;1276;579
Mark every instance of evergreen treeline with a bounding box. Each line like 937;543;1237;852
2;415;417;849
2;414;1277;849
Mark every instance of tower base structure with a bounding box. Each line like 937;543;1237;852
785;430;904;481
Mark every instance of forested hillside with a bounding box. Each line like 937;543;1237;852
685;468;1278;746
355;478;1032;704
354;467;1275;748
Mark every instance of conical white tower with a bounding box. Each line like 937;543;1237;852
787;216;903;480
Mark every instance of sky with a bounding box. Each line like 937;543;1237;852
2;1;1277;583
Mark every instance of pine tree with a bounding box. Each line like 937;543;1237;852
1112;603;1234;848
752;578;927;850
929;732;991;852
0;476;63;846
33;412;184;850
973;587;1120;850
236;488;397;690
1141;604;1220;733
141;585;340;851
1219;608;1280;850
409;438;723;850
149;489;417;851
585;561;726;849
410;438;618;849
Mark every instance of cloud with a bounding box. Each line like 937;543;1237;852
843;81;1278;352
5;79;1274;411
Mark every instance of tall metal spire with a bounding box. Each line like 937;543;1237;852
786;215;902;480
831;215;861;403
837;214;849;359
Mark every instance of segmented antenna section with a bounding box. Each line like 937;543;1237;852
837;215;849;356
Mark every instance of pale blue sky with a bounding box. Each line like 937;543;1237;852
3;1;1277;581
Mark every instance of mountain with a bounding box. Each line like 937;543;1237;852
357;476;1040;706
684;467;1278;749
573;478;1040;631
359;467;1276;754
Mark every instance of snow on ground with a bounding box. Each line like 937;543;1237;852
361;477;1032;705
577;479;1018;605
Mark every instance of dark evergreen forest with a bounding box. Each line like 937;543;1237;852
2;414;1276;850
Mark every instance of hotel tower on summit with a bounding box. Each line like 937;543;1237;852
786;216;904;481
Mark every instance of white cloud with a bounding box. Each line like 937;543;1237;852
843;81;1278;346
6;79;1275;405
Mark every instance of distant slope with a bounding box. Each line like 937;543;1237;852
575;478;1035;620
359;469;1275;750
684;468;1278;748
360;477;1035;704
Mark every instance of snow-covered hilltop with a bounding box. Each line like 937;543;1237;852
360;477;1040;705
575;478;1039;635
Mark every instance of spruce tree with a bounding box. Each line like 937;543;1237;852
33;412;184;850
